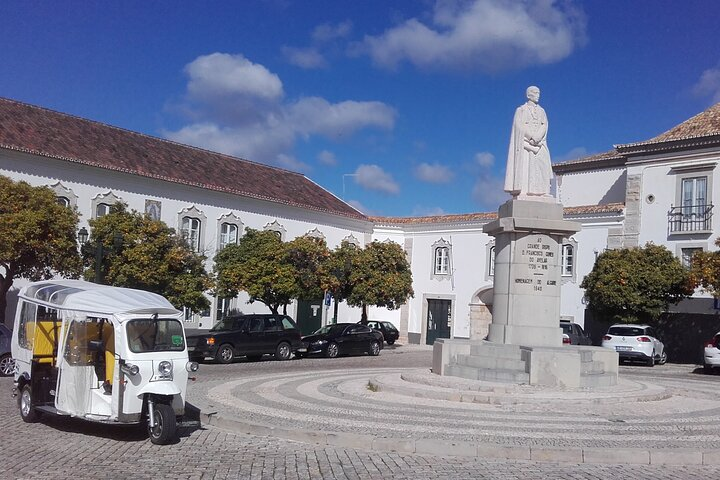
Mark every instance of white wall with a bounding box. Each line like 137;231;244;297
557;168;626;207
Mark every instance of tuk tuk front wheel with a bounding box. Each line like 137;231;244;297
19;385;40;423
148;402;177;445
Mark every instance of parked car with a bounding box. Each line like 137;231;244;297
560;321;592;345
0;324;14;376
601;324;667;366
367;321;400;345
187;314;303;363
297;323;383;358
703;331;720;373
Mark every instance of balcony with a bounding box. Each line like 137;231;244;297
668;204;713;233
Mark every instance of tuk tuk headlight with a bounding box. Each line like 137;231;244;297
120;362;139;377
158;361;173;377
186;361;199;373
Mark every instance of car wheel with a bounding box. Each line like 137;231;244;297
647;351;655;367
326;342;339;358
386;340;395;345
369;340;381;356
659;350;668;365
148;402;177;445
0;353;15;376
19;384;40;423
215;344;234;364
275;342;291;361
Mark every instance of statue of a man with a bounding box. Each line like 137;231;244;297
504;86;552;198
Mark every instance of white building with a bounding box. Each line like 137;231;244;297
2;97;719;351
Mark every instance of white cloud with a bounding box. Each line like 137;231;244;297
556;147;590;162
474;151;495;168
185;53;283;101
414;162;455;183
412;205;446;216
472;174;508;209
313;20;353;42
347;199;375;215
164;52;396;171
354;164;400;195
317;150;338;166
692;66;720;103
357;0;586;72
282;46;327;69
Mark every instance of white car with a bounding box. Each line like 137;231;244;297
601;324;667;366
704;332;720;373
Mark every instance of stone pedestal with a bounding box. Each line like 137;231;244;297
483;199;580;348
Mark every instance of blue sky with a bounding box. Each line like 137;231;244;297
2;1;720;217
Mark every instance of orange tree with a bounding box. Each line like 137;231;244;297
0;175;82;324
580;243;692;324
347;241;414;323
83;203;212;313
689;238;720;298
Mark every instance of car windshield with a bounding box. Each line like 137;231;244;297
210;317;237;331
608;326;645;337
127;318;185;353
313;324;346;336
560;324;572;334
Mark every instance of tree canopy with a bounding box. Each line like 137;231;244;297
214;228;296;314
580;243;692;324
83;203;212;313
688;238;720;298
0;175;82;323
347;241;414;322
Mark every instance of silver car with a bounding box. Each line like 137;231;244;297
0;324;15;376
601;324;667;366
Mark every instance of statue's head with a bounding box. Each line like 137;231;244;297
526;86;540;103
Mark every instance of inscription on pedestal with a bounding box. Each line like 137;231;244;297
512;235;559;295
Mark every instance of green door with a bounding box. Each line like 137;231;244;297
296;299;323;335
426;299;451;345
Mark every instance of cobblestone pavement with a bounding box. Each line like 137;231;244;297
2;344;720;479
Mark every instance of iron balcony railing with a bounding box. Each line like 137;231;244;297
668;204;713;233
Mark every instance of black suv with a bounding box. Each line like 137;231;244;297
187;314;303;363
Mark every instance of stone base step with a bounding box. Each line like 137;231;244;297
446;364;529;384
579;372;617;388
456;353;527;371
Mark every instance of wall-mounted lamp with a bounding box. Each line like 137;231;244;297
77;227;89;244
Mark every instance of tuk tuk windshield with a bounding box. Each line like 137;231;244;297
126;318;185;353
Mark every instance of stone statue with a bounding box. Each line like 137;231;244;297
504;86;552;199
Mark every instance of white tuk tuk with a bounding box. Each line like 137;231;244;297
11;280;199;444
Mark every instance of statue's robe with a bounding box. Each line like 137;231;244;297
504;102;552;197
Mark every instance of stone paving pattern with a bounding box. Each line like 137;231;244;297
3;344;720;478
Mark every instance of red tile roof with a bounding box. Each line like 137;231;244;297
552;149;625;173
371;203;624;225
0;97;367;221
617;102;720;151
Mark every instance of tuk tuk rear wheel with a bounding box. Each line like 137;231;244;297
19;385;40;423
148;403;177;445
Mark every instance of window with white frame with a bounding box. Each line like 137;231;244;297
182;217;202;252
264;220;286;240
561;244;574;277
681;247;703;269
489;246;496;276
435;247;449;275
670;165;715;233
430;238;452;281
56;196;70;208
50;182;77;209
219;222;238;249
96;202;112;218
681;176;707;216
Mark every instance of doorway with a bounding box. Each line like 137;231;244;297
426;299;452;345
296;298;323;335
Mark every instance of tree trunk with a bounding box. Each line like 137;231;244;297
0;273;13;326
269;304;279;315
282;304;287;315
360;304;368;324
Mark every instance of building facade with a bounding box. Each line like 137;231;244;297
2;97;719;346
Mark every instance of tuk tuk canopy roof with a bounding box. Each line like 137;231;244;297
18;280;180;318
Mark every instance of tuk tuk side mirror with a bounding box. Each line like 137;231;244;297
87;340;104;352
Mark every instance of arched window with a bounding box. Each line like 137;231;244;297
489;246;496;276
561;244;574;277
182;217;202;252
434;247;450;275
96;202;112;218
56;196;70;208
219;222;238;249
